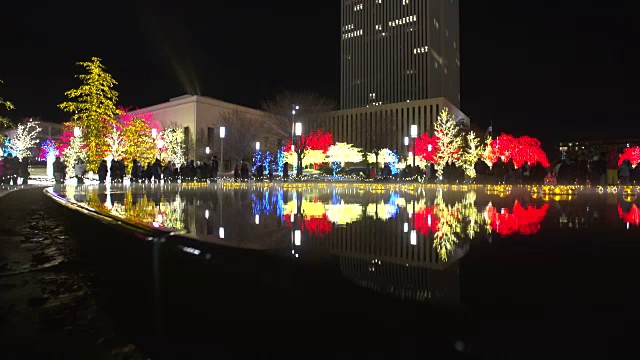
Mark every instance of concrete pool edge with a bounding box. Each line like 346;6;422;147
43;186;185;239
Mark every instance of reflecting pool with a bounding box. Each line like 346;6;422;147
51;182;640;304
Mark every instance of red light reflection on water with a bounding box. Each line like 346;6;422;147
283;214;333;237
485;201;550;236
618;203;640;227
414;207;440;235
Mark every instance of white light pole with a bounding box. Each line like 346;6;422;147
295;122;303;176
410;124;418;168
220;126;225;172
291;105;299;142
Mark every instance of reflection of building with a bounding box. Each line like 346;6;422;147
308;220;468;270
131;95;275;164
339;257;460;304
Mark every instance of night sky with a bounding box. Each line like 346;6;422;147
2;1;638;154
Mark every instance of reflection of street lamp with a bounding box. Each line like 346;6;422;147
220;127;226;172
295;122;303;176
410;124;418;168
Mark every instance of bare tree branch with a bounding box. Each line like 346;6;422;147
220;110;264;164
261;90;337;145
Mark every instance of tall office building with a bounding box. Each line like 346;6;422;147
340;0;460;110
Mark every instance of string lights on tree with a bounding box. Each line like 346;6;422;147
58;57;123;171
433;108;463;178
7;119;41;158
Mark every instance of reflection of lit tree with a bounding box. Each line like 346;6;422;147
484;201;550;235
618;203;640;226
159;194;186;230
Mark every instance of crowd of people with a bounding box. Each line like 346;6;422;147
552;145;640;186
5;144;640;186
0;153;31;185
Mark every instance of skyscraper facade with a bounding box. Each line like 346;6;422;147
340;0;460;110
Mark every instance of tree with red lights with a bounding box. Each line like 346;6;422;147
618;146;640;168
410;133;439;163
285;129;333;176
484;133;549;168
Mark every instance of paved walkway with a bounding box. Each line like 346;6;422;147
0;187;146;359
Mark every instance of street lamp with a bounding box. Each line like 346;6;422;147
74;127;81;137
410;124;418;168
255;142;260;151
291;105;300;141
295;122;303;176
220;126;225;172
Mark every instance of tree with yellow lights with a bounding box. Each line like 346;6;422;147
458;131;487;178
58;57;123;171
120;109;156;170
433;108;463;178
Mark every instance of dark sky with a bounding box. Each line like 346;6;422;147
1;1;638;152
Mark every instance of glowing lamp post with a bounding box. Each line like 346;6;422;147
410;125;418;168
220;126;225;172
291;105;299;140
256;142;260;151
74;126;81;137
205;146;211;155
295;122;303;176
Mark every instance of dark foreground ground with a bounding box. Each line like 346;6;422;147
0;188;146;360
1;188;640;359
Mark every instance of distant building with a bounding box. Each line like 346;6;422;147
557;137;640;160
131;95;275;169
320;97;468;152
341;0;460;109
327;0;467;154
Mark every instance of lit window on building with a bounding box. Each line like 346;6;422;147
403;0;409;4
389;15;417;27
453;41;457;49
342;29;363;39
354;4;363;11
413;46;428;54
434;18;439;29
376;24;382;30
376;0;382;3
343;24;354;31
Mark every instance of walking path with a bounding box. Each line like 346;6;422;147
0;187;146;359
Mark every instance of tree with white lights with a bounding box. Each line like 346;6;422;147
433;108;463;178
64;132;86;177
105;125;125;161
161;127;186;166
458;131;486;178
366;148;397;167
8;119;41;158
